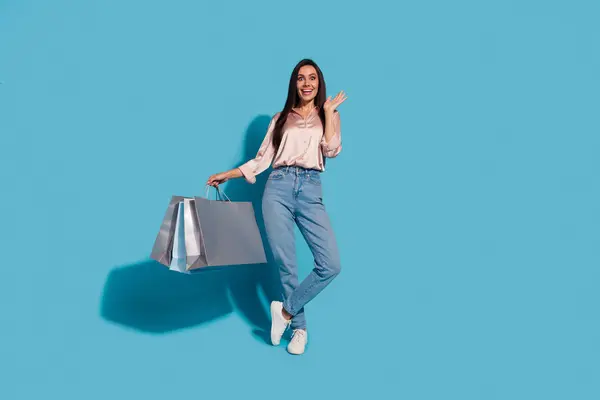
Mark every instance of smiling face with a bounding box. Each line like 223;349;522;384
296;65;319;105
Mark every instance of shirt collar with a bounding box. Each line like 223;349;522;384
290;105;319;116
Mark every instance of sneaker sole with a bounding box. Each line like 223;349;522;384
287;347;305;355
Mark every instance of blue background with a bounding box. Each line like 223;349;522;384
1;0;599;399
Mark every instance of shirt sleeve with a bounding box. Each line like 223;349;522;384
237;113;280;184
320;110;342;158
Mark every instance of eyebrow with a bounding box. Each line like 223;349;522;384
298;73;317;78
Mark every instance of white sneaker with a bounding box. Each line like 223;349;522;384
287;329;308;355
270;301;291;346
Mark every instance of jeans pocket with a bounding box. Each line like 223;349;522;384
307;174;322;186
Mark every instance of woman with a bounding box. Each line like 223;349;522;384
207;59;347;355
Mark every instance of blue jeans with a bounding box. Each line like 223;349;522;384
262;166;341;330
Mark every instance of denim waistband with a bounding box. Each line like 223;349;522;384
273;165;321;174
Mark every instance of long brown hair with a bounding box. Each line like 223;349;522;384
272;59;327;151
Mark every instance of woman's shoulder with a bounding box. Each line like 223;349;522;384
269;111;285;126
265;112;282;128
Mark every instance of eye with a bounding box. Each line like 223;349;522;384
310;76;316;80
298;76;304;81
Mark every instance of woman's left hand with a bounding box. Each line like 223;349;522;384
323;91;347;114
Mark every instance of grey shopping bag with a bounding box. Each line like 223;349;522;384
151;197;205;274
150;187;267;272
187;186;267;270
150;195;185;267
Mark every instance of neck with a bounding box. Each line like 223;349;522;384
296;100;315;111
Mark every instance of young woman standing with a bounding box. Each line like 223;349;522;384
207;59;346;355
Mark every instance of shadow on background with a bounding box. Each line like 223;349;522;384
101;115;281;342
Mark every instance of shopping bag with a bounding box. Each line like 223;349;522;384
150;187;267;273
187;187;267;271
169;201;188;273
150;195;185;266
183;198;203;267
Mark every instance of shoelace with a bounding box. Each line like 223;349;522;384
291;330;306;344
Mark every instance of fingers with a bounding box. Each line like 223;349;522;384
326;91;347;109
334;90;347;107
206;175;220;187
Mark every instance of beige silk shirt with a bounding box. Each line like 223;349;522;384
238;108;342;184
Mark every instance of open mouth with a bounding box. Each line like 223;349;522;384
301;89;313;96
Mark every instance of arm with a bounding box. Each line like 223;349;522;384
321;90;347;158
207;113;279;187
321;110;342;158
237;113;280;183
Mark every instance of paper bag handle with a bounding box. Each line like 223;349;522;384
204;185;231;202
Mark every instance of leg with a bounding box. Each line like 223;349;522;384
282;176;341;318
262;181;306;330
